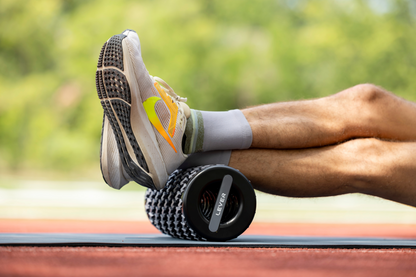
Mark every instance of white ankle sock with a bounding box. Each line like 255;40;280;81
202;109;252;151
183;109;252;154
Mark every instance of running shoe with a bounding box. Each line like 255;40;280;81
96;29;190;190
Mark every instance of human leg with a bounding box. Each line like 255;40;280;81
180;136;416;207
182;84;416;155
229;138;416;207
96;30;416;192
243;84;416;149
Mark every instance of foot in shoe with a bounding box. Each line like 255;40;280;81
96;29;190;190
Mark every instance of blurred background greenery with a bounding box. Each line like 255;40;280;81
1;0;416;182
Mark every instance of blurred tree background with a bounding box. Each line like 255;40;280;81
1;0;416;180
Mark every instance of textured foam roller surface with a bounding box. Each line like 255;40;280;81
145;166;212;241
96;31;153;188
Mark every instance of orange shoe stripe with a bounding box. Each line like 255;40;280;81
154;82;178;137
143;96;177;153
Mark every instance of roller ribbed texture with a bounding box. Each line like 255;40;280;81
145;165;212;241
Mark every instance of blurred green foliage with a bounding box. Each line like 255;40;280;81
1;0;416;174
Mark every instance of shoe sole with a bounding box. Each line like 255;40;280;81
96;32;155;189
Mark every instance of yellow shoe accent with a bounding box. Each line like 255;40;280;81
143;96;178;153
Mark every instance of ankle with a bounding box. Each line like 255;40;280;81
182;109;252;154
183;110;204;154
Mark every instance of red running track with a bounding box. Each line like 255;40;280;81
1;219;416;277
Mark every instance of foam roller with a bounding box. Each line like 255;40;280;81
145;165;257;241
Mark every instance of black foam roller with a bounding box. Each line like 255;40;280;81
145;165;256;241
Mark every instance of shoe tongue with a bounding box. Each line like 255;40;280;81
179;102;191;118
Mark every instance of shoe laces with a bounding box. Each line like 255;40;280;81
152;76;187;127
152;76;187;103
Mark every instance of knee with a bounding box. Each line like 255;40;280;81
337;84;390;106
346;137;384;160
333;84;393;129
341;138;388;192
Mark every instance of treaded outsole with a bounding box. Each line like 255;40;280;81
96;32;154;189
102;69;131;103
97;42;106;68
103;34;125;70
